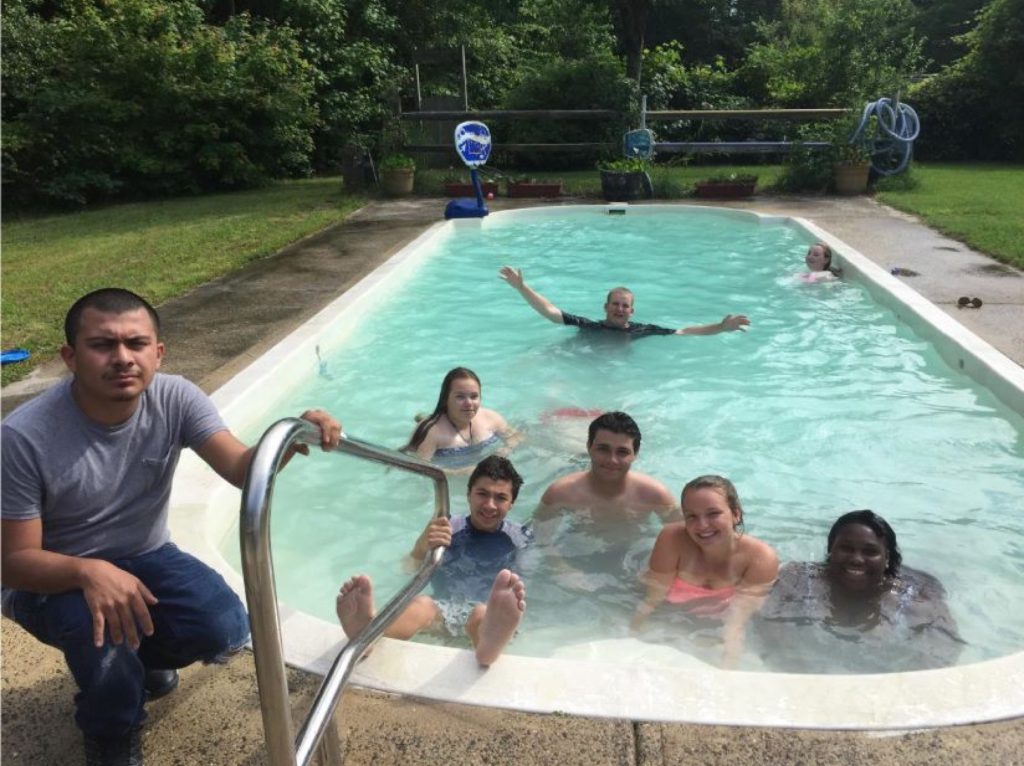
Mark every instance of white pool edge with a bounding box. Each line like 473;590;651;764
169;203;1024;730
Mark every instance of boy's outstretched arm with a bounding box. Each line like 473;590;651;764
499;266;564;324
675;314;750;336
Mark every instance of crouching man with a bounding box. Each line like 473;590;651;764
1;288;342;766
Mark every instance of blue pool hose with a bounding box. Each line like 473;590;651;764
850;97;920;176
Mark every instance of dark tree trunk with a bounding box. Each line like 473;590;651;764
613;0;651;85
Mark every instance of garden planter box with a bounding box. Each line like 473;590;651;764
600;170;651;202
694;180;757;199
508;181;563;198
444;181;499;198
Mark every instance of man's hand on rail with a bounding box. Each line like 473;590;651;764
275;409;342;472
298;409;343;452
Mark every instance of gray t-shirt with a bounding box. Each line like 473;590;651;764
2;373;226;560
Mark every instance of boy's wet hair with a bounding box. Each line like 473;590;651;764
827;510;902;576
468;455;524;501
587;411;641;452
64;288;160;345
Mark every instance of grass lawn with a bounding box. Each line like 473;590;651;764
875;163;1024;269
2;178;366;385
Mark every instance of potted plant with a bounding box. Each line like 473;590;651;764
832;141;872;195
598;158;652;201
442;170;499;198
379;154;416;197
507;176;563;198
829;117;872;195
694;173;758;199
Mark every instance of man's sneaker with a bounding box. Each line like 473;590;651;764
83;727;143;766
143;668;179;700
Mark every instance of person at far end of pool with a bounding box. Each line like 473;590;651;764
798;242;840;283
498;266;750;338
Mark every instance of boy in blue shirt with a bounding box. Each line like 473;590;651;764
337;455;529;666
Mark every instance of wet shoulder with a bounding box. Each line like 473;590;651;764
629;472;675;506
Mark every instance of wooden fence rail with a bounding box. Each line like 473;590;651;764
399;107;847;157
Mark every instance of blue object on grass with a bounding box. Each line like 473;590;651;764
2;348;31;366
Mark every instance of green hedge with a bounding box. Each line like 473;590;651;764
1;0;317;207
910;0;1023;161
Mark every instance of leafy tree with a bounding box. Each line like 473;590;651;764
610;0;651;84
642;42;776;144
741;0;926;106
909;0;988;70
2;0;317;207
515;0;617;63
645;0;783;67
910;0;1024;159
282;0;402;168
195;0;402;168
500;53;637;168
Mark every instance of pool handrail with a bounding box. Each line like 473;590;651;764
240;418;450;766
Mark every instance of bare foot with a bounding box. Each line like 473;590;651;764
474;569;526;666
336;575;375;639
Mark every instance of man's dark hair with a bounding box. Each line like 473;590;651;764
468;455;524;501
64;288;161;346
827;509;902;576
587;411;641;452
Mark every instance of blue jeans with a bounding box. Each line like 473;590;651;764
8;543;250;738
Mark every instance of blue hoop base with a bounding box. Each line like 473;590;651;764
444;199;489;219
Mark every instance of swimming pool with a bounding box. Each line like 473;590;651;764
170;205;1024;728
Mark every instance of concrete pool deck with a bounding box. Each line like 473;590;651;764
2;195;1023;764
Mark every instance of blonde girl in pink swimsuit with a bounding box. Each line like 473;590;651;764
631;475;779;668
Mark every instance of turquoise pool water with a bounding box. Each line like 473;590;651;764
223;207;1024;672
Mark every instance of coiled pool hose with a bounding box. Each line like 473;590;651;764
849;97;920;176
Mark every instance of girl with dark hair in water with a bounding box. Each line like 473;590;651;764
403;367;518;469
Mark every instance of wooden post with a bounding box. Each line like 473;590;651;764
415;64;422;111
461;45;468;112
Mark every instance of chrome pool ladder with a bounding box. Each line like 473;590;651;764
240;418;450;766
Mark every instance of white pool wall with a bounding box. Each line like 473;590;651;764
169;204;1024;729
